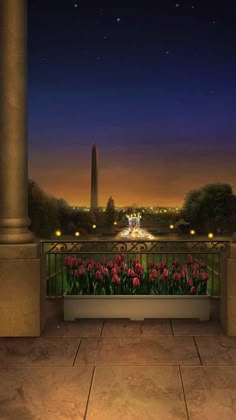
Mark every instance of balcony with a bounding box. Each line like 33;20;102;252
0;316;235;418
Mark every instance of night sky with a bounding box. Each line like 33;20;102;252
28;0;236;207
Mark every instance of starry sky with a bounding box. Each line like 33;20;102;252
28;0;236;207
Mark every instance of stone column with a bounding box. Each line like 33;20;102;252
0;0;46;336
0;0;34;243
221;235;236;336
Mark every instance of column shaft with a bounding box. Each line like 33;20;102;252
0;0;34;243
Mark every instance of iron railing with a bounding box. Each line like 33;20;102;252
41;239;229;298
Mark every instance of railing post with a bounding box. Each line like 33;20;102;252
221;234;236;335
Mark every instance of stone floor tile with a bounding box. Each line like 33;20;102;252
181;366;236;420
195;335;236;365
0;366;93;420
0;337;81;366
172;319;224;336
102;319;172;337
42;319;103;337
86;365;187;420
75;336;200;366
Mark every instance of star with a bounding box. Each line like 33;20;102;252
74;3;78;7
165;50;170;55
176;3;180;7
211;20;216;24
116;17;121;22
192;5;195;9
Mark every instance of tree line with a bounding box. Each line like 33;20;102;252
28;179;236;239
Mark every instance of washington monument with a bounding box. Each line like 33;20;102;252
90;144;99;208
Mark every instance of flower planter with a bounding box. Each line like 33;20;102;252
63;293;210;321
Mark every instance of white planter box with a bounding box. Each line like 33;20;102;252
63;293;210;321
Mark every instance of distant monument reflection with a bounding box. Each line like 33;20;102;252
117;213;155;239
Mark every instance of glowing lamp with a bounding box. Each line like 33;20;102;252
169;224;174;230
55;230;61;237
114;221;117;225
75;231;80;237
92;224;96;229
190;229;196;235
208;232;214;239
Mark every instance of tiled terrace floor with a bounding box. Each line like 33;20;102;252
1;316;236;420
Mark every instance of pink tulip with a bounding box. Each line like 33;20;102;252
135;263;143;274
74;269;79;278
179;270;185;279
133;277;140;287
128;269;135;277
87;263;93;271
124;263;129;271
95;270;102;281
163;268;169;278
154;264;159;271
151;269;158;279
132;258;139;267
103;268;109;277
148;262;154;269
107;261;113;268
199;272;208;281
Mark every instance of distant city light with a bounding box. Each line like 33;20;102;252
92;224;96;229
190;229;196;235
75;231;80;237
169;224;174;230
164;209;167;213
208;232;214;239
114;221;117;225
55;230;61;237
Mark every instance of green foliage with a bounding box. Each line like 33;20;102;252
182;183;236;234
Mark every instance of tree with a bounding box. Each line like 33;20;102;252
105;196;116;228
182;183;236;234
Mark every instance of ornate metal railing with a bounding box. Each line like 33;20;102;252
41;239;229;298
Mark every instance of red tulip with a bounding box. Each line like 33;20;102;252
95;270;102;281
124;263;129;271
64;256;71;266
151;269;158;279
133;277;140;287
112;275;121;285
163;268;169;278
79;265;85;276
148;262;154;269
128;269;135;277
187;278;193;287
173;273;181;281
70;257;78;268
111;267;117;276
87;263;93;271
74;269;79;278
190;286;197;294
103;267;109;277
135;263;143;274
149;274;154;282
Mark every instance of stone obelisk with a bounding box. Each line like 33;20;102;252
90;144;99;208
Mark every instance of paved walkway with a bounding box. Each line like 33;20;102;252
0;318;236;419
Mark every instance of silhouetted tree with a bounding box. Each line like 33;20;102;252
182;184;236;234
105;196;116;228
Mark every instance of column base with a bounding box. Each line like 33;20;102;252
0;243;46;336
